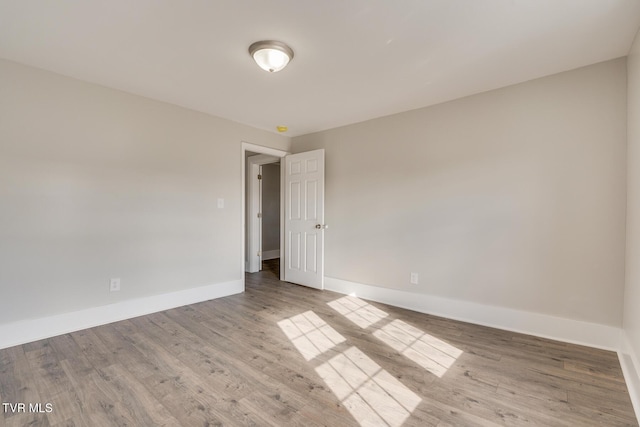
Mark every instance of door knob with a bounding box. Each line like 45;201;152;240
315;224;329;230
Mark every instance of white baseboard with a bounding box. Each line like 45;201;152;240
620;333;640;422
324;277;621;351
0;279;243;350
262;249;280;260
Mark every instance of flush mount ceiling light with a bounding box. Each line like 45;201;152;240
249;40;294;73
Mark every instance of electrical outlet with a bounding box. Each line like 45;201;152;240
110;278;121;292
410;272;419;285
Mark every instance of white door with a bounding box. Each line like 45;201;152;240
284;149;326;289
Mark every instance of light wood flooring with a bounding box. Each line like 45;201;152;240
0;260;637;426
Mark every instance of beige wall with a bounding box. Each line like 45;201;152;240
0;59;289;324
0;53;631;335
293;58;627;326
626;30;640;358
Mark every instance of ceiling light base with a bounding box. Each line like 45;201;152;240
249;40;294;73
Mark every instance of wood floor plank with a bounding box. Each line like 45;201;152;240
118;321;279;426
2;346;46;424
68;329;115;371
203;288;443;396
0;343;18;407
57;359;100;427
45;390;87;427
24;340;73;399
57;360;134;427
0;260;637;426
48;334;95;378
146;310;354;426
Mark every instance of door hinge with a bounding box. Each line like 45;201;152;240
257;174;262;180
257;251;261;257
257;212;262;218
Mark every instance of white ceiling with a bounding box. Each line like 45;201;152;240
1;1;639;137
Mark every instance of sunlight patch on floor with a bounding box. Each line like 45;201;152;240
328;296;463;378
277;310;346;361
316;346;421;427
327;295;388;329
373;319;462;378
278;309;422;426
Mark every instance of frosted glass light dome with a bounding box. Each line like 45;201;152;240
249;40;294;73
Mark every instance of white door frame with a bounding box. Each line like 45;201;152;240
247;154;279;273
241;142;288;285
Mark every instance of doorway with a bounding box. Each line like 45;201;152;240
260;162;281;263
246;153;281;273
241;142;287;284
241;142;326;289
258;167;281;281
